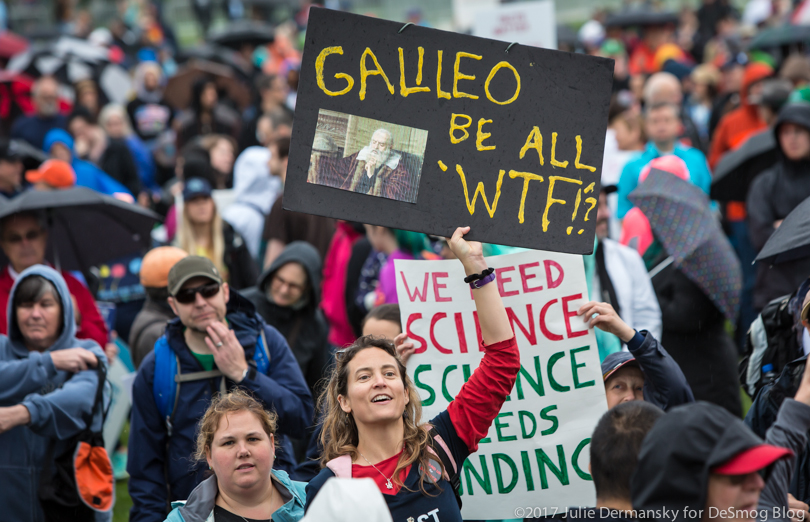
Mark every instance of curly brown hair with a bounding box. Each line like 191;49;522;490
318;335;444;495
193;389;278;462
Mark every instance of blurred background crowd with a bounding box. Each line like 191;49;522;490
4;0;810;519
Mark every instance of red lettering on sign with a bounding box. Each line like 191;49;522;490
399;271;429;302
432;272;452;302
430;313;452;354
519;262;543;293
495;266;520;297
562;293;588;338
544;260;564;289
540;299;564;341
406;313;427;354
454;312;468;353
507;304;536;345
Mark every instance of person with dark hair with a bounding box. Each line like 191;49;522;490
0;139;24;197
263;136;336;269
573;401;664;518
129;246;188;368
0;212;109;348
238;74;293;152
176;77;241;151
362;304;402;340
0;265;107;521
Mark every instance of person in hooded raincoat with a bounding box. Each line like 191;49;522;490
0;265;108;522
42;128;133;198
243;241;331;395
748;102;810;311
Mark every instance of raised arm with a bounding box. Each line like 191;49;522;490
444;227;519;453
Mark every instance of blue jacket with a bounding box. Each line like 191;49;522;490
616;141;712;218
0;265;107;522
626;330;695;411
42;129;133;197
128;290;314;522
164;469;306;522
126;135;159;191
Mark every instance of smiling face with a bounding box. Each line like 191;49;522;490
338;347;409;426
704;472;765;522
605;365;644;409
206;411;275;493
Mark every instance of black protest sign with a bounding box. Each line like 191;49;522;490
284;8;613;254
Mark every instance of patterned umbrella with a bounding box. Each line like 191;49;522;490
630;168;742;321
6;36;130;103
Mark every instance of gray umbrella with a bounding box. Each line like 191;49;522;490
0;188;159;272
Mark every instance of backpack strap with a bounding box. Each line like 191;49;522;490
325;454;353;478
152;335;180;436
254;327;271;374
427;426;462;509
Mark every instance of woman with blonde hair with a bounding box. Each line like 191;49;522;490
164;389;307;521
176;177;258;289
304;227;520;520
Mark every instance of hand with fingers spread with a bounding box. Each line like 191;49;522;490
577;301;636;343
49;347;99;373
205;321;249;382
394;333;416;367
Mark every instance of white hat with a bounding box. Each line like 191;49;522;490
300;478;393;522
578;20;605;47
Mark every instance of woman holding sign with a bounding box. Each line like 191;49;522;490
304;226;519;521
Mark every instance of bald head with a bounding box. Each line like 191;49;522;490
33;77;59;117
643;72;683;107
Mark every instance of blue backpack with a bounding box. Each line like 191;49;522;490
152;330;270;436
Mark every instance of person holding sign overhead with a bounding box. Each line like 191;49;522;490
304;226;518;521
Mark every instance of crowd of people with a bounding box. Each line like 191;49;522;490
6;0;810;521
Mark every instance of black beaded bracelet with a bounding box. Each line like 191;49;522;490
464;267;495;284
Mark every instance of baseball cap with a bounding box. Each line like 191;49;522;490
712;444;793;475
140;247;189;288
0;139;21;162
601;352;640;381
25;159;76;188
167;256;223;296
183;177;212;201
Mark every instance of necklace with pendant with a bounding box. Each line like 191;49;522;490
359;451;396;489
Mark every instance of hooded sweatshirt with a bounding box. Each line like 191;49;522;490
221;146;282;260
42;129;132;197
242;241;330;393
632;401;783;522
748;103;810;309
0;265;107;522
709;62;774;168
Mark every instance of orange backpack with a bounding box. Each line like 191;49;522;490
38;364;113;521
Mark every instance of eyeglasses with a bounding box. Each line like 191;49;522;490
174;282;220;304
4;230;43;244
272;274;305;294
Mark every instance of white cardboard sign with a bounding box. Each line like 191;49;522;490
396;250;606;519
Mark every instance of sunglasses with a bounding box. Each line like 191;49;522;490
4;230;43;244
174;282;220;304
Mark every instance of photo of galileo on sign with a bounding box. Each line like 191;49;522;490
306;109;428;204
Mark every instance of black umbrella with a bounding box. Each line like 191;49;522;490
605;9;679;27
755;195;810;264
9;139;47;172
0;188;159;272
208;21;275;49
749;25;810;51
710;130;777;202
